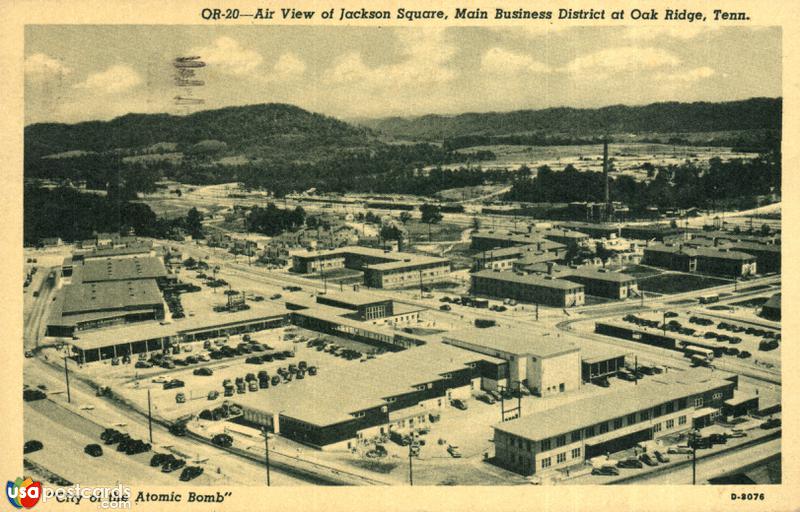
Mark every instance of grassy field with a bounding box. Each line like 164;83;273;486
638;273;730;294
617;264;665;279
405;220;464;243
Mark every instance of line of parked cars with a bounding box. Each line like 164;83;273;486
100;428;151;455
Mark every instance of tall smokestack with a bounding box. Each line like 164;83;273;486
603;140;610;220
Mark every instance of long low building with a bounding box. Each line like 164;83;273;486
234;342;506;450
643;244;757;277
442;326;581;396
291;246;451;289
472;243;566;271
67;303;289;363
524;263;639;300
493;369;737;476
471;269;585;307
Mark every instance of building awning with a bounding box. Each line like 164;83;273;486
724;394;758;407
692;407;718;419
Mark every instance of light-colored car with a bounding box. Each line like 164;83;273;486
447;445;462;458
152;376;169;384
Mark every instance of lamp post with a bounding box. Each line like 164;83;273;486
261;428;272;487
63;356;71;404
687;428;701;485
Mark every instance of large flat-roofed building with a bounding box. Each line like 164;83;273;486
46;255;171;336
643;244;757;277
621;224;682;241
442;327;581;396
291;246;451;289
234;343;504;450
529;228;590;249
67;303;289;363
473;243;565;272
525;263;639;300
555;222;621;239
492;369;737;476
470;231;568;253
471;270;585;307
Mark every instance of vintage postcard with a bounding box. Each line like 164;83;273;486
0;0;796;510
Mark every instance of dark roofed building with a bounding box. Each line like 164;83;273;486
760;293;781;321
471;269;585;307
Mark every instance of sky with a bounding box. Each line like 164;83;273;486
24;25;781;125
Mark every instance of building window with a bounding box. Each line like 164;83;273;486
627;413;637;425
678;415;687;425
557;453;566;464
556;435;566;447
653;405;663;417
571;430;581;443
713;392;722;401
666;402;675;413
599;423;609;434
526;441;532;452
541;439;551;451
585;426;595;438
640;410;650;421
541;457;551;468
678;398;687;409
666;419;674;429
571;448;581;459
613;418;623;430
653;423;662;433
694;397;704;408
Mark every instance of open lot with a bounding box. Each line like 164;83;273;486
638;273;730;294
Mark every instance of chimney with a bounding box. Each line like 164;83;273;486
713;238;719;247
602;140;610;220
547;261;555;275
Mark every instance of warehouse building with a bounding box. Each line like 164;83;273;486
621;224;682;241
442;326;581;396
234;343;505;450
760;293;781;321
555;222;621;239
471;270;585;307
471;231;565;252
492;369;737;476
643;244;757;278
291;246;451;289
529;227;590;249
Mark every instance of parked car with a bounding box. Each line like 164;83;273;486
23;440;43;454
168;423;187;437
592;466;620;476
727;430;747;438
179;466;204;482
84;444;103;457
193;367;214;376
163;379;185;390
639;453;658;466
617;370;637;382
760;418;781;430
447;445;462;458
617;458;643;469
150;453;170;467
439;304;451;311
737;351;752;359
162;458;186;473
653;450;670;463
478;394;496;405
667;445;693;455
175;392;186;404
212;434;233;448
135;360;153;369
594;377;610;388
451;399;468;410
708;433;728;445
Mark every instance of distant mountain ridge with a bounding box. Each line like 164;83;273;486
25;103;376;162
357;98;782;141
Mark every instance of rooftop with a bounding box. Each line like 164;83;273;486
443;326;579;358
234;342;493;427
645;244;757;261
495;369;733;441
75;256;168;283
472;269;585;291
61;279;163;315
526;264;637;283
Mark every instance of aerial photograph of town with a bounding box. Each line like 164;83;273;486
21;24;781;488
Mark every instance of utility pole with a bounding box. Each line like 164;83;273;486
418;269;424;298
662;311;667;335
408;443;414;486
634;356;638;386
63;356;71;403
147;389;153;443
262;428;271;487
688;429;700;485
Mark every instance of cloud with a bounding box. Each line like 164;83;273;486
25;53;71;80
192;36;263;76
623;26;717;41
481;47;551;75
564;47;681;74
272;53;306;79
656;66;716;83
73;65;142;93
327;28;456;88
